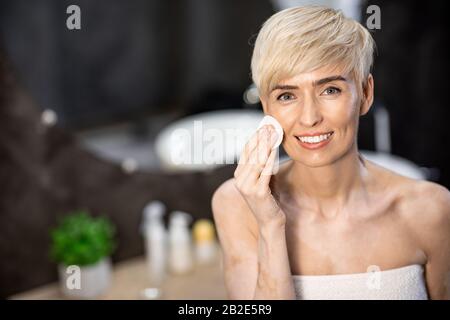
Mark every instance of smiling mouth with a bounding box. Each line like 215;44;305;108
295;131;334;144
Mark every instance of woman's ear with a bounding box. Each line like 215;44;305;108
360;74;374;116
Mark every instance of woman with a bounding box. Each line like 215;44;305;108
211;6;450;300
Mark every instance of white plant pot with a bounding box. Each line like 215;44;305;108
58;257;112;299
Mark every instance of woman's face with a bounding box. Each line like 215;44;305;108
261;65;373;167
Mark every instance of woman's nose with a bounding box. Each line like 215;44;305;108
297;97;322;127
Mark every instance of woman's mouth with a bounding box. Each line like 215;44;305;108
295;131;334;150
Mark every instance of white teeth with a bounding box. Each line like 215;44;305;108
297;132;332;144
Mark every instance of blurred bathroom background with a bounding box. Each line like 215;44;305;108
0;0;449;298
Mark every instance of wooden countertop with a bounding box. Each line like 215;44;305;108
10;254;227;300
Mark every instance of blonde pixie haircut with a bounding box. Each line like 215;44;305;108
251;5;375;99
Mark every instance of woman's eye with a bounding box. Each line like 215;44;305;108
277;93;294;101
322;87;341;95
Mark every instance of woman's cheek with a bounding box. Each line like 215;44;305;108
325;98;358;126
268;102;296;123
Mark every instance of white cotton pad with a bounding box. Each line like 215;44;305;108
257;115;284;148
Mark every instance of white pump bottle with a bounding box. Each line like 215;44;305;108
142;200;167;286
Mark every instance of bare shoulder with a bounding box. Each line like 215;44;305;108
212;178;243;210
211;178;258;239
394;176;450;254
398;178;450;224
365;158;450;224
211;178;249;219
365;156;450;247
371;165;450;298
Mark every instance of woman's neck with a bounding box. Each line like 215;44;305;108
287;146;369;218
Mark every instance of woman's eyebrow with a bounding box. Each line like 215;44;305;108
271;75;347;92
314;75;347;86
271;84;298;92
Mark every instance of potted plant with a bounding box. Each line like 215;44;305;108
50;210;116;299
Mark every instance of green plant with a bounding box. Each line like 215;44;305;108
50;210;116;266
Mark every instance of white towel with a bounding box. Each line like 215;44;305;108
293;264;428;300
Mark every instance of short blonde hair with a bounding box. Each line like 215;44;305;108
251;5;375;98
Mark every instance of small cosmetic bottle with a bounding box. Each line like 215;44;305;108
168;211;194;275
142;200;167;287
192;219;218;266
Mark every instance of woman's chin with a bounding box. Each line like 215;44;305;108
289;153;342;168
299;159;333;168
287;142;356;168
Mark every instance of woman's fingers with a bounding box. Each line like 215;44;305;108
236;127;267;176
235;129;261;177
243;127;272;180
259;147;277;186
236;126;275;188
233;125;283;225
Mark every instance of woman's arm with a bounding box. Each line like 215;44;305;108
422;184;450;299
212;125;296;299
253;215;296;299
212;179;296;300
408;182;450;299
212;180;258;299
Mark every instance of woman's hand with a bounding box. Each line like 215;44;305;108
233;125;285;227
